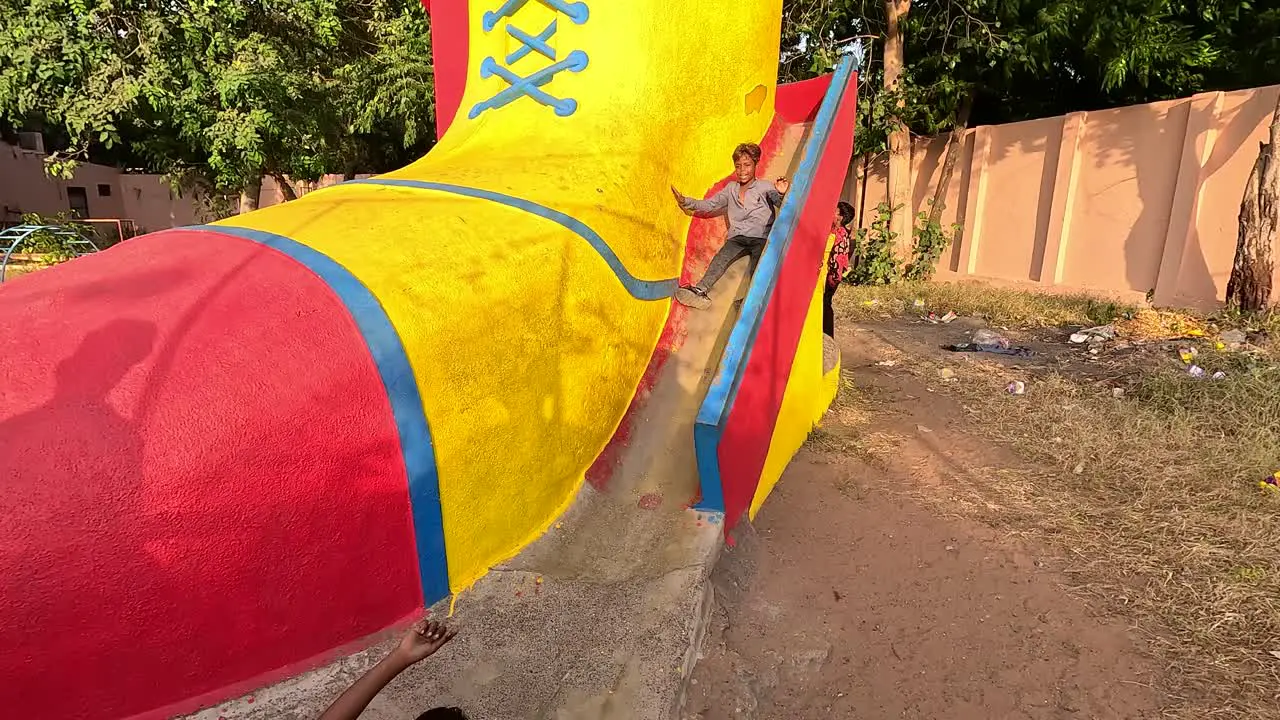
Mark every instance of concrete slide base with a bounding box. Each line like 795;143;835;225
183;264;751;720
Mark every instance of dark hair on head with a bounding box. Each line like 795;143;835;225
837;201;855;226
416;709;468;720
732;142;762;164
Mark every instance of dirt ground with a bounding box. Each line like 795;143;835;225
683;323;1168;719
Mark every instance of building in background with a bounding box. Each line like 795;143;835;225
1;138;359;242
1;138;204;240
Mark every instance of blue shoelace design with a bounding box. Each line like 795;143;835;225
470;0;591;119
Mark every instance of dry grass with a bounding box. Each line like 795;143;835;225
943;365;1280;717
832;283;1280;718
839;281;1141;328
840;281;1280;348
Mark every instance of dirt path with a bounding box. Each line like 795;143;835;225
684;325;1167;719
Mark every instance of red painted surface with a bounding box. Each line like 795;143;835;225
0;231;422;720
424;0;470;139
717;77;861;530
586;99;791;490
774;74;833;123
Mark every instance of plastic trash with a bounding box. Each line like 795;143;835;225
938;367;956;380
912;298;925;309
1006;381;1026;395
972;329;1010;348
1220;329;1247;345
946;343;1034;357
1112;387;1126;398
875;359;898;367
1069;324;1116;344
1178;346;1198;364
1188;364;1205;378
1212;370;1227;380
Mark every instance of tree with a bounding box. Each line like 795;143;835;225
782;0;1247;273
883;0;912;256
0;0;435;209
1225;93;1280;312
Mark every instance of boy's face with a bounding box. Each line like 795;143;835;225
733;156;757;184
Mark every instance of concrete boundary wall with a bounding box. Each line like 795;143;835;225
846;84;1280;309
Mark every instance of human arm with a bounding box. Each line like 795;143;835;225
671;184;730;216
318;619;456;720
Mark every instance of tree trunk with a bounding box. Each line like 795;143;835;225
1225;93;1280;312
884;0;912;258
926;91;974;227
271;172;299;202
857;153;871;229
239;176;262;214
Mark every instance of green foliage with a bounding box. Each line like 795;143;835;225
0;0;435;195
848;202;901;285
847;203;956;284
904;208;956;282
17;212;87;266
782;0;1279;154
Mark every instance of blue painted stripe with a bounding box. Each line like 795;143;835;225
344;178;678;301
186;224;452;605
693;54;859;513
506;20;557;64
483;0;588;31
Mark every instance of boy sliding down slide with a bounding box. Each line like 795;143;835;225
670;142;790;309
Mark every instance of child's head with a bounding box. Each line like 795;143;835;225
415;709;468;720
731;142;763;183
836;201;855;228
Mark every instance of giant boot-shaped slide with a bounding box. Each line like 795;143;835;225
0;1;792;718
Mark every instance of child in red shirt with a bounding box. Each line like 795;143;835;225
823;202;855;337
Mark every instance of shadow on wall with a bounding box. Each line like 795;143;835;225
845;85;1279;308
1178;89;1280;303
1;320;158;710
0;243;422;719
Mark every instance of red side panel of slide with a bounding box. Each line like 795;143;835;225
424;0;471;139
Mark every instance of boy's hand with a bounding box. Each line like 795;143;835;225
776;177;791;194
391;618;456;667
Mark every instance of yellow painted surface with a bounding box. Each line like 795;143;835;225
748;236;838;519
215;0;782;591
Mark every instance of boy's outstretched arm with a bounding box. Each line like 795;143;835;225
671;185;729;216
318;619;457;720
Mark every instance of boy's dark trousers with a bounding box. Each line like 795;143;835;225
822;284;838;337
693;235;767;292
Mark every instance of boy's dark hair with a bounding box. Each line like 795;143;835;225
415;709;468;720
837;201;855;226
732;142;763;164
